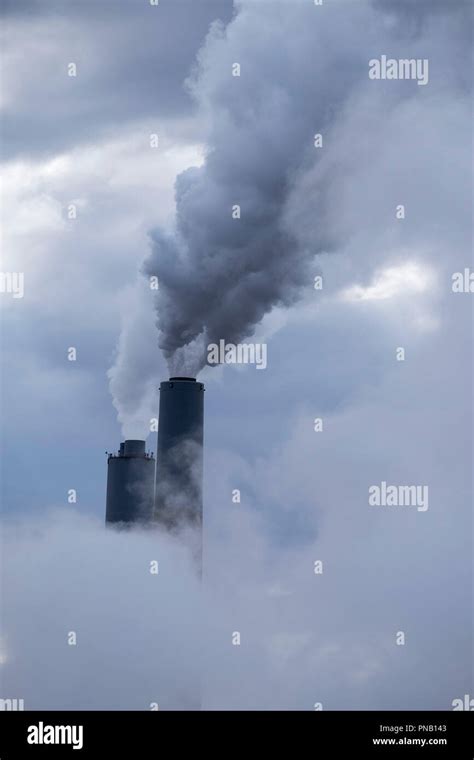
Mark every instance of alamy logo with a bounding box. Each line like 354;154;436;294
0;272;24;299
452;694;474;710
369;55;429;86
369;481;429;512
0;698;24;710
27;722;83;750
207;339;267;370
452;268;474;293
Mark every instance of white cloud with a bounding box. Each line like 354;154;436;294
341;261;434;302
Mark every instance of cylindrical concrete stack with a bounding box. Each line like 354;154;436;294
154;377;205;532
105;439;155;525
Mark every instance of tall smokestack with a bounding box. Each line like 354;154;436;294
154;377;204;536
106;439;155;525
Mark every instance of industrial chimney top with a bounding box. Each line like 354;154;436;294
107;439;154;460
169;376;196;382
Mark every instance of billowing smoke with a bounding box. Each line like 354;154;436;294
144;0;470;377
144;0;379;376
107;278;166;439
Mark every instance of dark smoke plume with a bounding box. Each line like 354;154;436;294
144;1;373;375
144;0;470;378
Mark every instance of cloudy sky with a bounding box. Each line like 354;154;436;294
1;0;472;710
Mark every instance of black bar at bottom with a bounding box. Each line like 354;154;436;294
0;711;472;757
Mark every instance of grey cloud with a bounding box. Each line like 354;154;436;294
1;0;233;159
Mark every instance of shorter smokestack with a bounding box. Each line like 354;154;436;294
106;439;155;525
